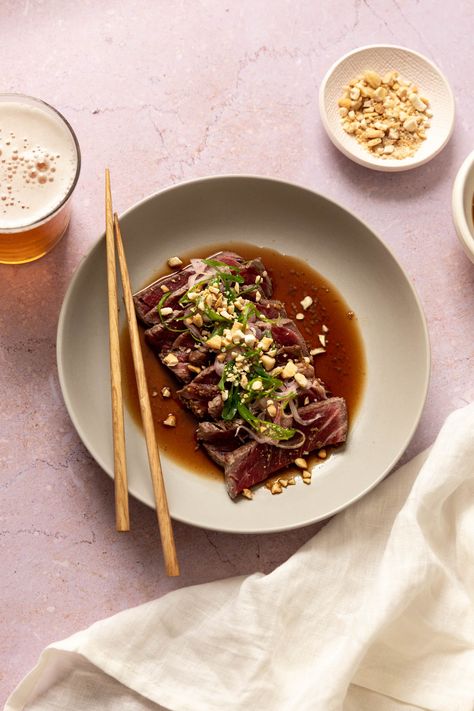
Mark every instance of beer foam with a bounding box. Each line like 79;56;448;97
0;101;78;229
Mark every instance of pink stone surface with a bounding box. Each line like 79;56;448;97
1;0;473;702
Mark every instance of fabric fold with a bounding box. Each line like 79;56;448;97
6;405;474;711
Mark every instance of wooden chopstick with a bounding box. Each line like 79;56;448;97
105;169;130;532
113;211;180;577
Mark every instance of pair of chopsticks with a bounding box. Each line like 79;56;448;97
105;169;180;577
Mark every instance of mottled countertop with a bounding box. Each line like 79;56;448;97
1;0;473;702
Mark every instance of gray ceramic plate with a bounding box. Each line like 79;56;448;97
57;176;430;533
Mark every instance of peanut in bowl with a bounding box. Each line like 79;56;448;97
319;44;455;172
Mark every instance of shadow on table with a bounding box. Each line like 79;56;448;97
325;134;457;201
82;449;328;596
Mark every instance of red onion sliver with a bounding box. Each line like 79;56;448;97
288;397;323;426
273;430;306;449
214;356;225;377
187;323;202;341
190;258;210;274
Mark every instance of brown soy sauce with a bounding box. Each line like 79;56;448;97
121;243;366;481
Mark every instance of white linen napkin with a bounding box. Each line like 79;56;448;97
6;404;474;711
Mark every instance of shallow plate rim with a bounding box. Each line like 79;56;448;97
57;173;431;533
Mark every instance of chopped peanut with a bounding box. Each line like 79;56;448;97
281;360;298;379
163;353;179;367
338;69;432;160
295;372;308;388
294;457;308;469
206;335;222;350
267;403;277;418
261;355;276;371
259;336;273;351
167;256;183;268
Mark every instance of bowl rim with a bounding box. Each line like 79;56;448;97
319;43;455;173
56;173;431;533
452;149;474;263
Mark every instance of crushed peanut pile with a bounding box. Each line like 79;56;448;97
260;449;328;496
338;70;432;160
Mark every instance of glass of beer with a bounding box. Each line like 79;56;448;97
0;94;81;264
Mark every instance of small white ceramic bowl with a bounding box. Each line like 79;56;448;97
452;150;474;262
319;44;455;172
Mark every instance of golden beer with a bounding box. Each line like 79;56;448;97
0;94;80;264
